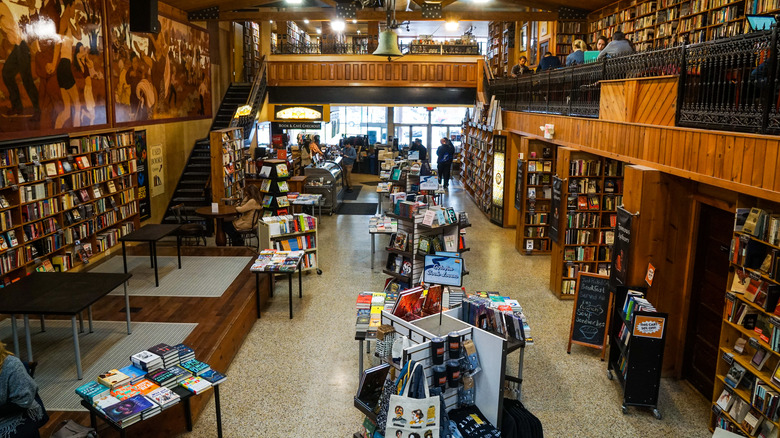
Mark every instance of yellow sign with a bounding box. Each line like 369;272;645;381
632;315;665;339
274;106;323;121
233;105;252;118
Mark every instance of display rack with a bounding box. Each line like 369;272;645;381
550;149;624;299
607;285;666;419
209;128;246;206
0;129;140;282
517;139;557;254
257;159;291;217
257;213;320;273
709;202;780;434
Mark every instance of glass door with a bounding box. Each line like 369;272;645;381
411;125;429;158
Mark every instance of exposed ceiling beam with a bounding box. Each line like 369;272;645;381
220;9;558;21
439;0;458;6
220;0;282;12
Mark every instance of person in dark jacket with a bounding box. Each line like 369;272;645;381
597;31;634;60
410;138;428;162
436;138;455;189
536;52;561;72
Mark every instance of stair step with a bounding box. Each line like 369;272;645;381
183;171;210;176
172;197;207;203
176;188;205;194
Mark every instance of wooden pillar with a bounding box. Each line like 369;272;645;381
503;133;521;228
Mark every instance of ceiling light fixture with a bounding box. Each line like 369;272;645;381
352;19;358;23
316;28;322;34
331;19;346;32
303;19;309;24
269;20;274;23
445;20;459;31
286;0;303;4
357;30;361;34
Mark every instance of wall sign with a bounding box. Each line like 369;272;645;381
149;144;165;197
274;105;324;121
610;206;633;291
135;130;151;221
515;158;524;210
550;176;563;243
276;122;322;129
567;272;611;359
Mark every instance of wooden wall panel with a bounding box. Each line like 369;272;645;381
503;111;780;202
600;77;677;126
268;60;479;87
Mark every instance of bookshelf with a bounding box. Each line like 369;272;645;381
257;213;320;273
550;149;624;299
709;203;780;434
555;20;588;65
517;139;557;254
0;129;140;282
488;21;515;77
209;128;246;206
607;285;667;418
243;21;261;82
256;159;292;217
460;123;501;220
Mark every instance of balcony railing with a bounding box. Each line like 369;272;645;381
489;26;780;135
271;42;482;56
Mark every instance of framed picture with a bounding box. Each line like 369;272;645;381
540;21;548;37
520;24;528;51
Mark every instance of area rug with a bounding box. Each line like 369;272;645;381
89;256;251;297
337;202;378;215
341;185;363;201
0;320;197;411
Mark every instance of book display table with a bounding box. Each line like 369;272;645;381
290;193;323;218
120;224;182;287
250;250;304;319
368;216;398;270
0;272;132;379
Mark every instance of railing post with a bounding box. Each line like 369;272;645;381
761;19;779;134
568;68;574;116
675;35;689;127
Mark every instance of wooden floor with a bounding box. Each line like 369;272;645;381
39;244;267;438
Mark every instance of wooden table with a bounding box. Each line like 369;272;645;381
0;272;132;379
195;205;238;247
119;224;182;287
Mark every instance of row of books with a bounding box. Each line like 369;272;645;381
368;216;398;233
421;206;459;228
257;163;289;179
250;249;304;272
736;207;780;247
527;187;552;200
274;234;315;251
460;293;532;344
21;198;58;223
719;354;780;435
564;261;611;279
262;214;316;236
622;290;657;322
566;212;600;229
259;179;289;193
76;344;225;429
527;160;552;173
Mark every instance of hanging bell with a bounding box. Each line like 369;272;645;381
373;29;403;60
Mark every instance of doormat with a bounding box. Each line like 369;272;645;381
361;180;381;186
341;185;363;201
337;202;378;215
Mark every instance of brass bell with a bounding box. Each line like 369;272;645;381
373;29;403;60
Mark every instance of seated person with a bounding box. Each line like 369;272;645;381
596;35;608;52
224;185;262;246
0;342;47;438
536;52;562;72
566;40;588;66
511;56;532;76
597;31;634;60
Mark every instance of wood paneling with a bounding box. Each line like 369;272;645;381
599;77;677;126
503;111;780;203
267;60;479;88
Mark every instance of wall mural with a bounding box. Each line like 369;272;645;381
0;0;109;137
107;0;211;124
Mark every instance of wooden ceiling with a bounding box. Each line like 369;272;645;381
166;0;614;22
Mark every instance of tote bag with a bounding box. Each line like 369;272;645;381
386;363;441;438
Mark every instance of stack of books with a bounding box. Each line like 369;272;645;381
250;250;304;272
98;369;131;390
103;394;154;428
460;292;532;345
173;344;195;363
180;359;211;376
130;351;163;371
76;381;110;405
147;368;177;389
200;369;227;386
110;384;140;401
180;376;212;394
148;343;180;368
146;386;180;410
166;364;192;384
356;292;373;332
117;364;147;385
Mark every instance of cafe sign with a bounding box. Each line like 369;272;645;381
274;105;324;121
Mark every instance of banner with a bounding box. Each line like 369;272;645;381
135;131;151;221
515;159;524;210
150;145;165;197
550;177;563;243
610;206;633;290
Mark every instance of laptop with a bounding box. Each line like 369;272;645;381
746;15;776;31
584;51;600;63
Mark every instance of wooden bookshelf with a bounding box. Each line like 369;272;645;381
488;21;515;78
555;20;588;65
243;21;261;82
550;148;624;299
258;213;319;273
209;128;247;206
460;122;496;218
516;139;557;254
710;201;780;434
0;129;141;282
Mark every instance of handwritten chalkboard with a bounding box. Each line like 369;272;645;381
568;272;612;358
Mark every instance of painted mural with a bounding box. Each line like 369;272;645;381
0;0;109;136
108;0;211;124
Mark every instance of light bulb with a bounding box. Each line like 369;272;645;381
316;28;322;34
304;19;309;24
445;21;459;31
331;19;346;32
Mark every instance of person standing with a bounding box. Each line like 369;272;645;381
437;137;455;189
341;140;357;192
410;138;427;162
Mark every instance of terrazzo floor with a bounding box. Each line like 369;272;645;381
183;173;712;438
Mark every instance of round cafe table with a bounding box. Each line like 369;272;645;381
195;205;238;246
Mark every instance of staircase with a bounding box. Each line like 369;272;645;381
161;79;263;225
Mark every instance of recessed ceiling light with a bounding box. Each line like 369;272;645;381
303;19;309;23
357;30;361;34
445;21;459;31
331;19;345;32
316;28;322;34
269;20;274;23
286;0;302;3
352;19;358;23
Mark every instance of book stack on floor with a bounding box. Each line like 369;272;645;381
74;344;227;429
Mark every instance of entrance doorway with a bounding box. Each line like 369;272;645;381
682;203;733;398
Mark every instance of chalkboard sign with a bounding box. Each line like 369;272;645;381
567;272;612;359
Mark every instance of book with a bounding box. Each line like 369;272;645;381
259;166;272;178
165;364;192;383
716;388;736;411
75;381;110;403
172;344;195;363
94;395;121;411
146;386;180;409
275;163;289;177
743;407;764;435
110;384;140;401
734;338;747;354
725;362;747;388
97;369;131;389
392;230;408;251
199;369;227;386
104;394;153;426
730;397;750;423
130;351;163;371
752;346;771;371
743;208;765;236
117;365;147;384
355;363;391;412
180;359;211;376
132;378;161;395
179;376;212;394
735;208;751;232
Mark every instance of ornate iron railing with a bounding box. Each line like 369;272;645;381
488;26;780;134
272;42;382;55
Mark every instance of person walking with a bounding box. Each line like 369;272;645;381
341;140;357;192
436;137;455;189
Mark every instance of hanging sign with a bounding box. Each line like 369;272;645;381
274;105;324;121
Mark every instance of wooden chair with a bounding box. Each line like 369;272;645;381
171;203;208;246
236;209;261;251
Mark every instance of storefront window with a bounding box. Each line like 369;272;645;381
394;107;429;124
432;107;468;125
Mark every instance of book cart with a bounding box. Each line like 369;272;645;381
515;138;557;255
257;213;320;274
549;148;624;299
607;286;667;419
353;306;525;431
209;128;247;205
709;202;780;435
0;130;141;283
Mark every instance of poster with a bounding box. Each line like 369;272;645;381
423;255;463;287
550;176;563;243
0;0;109;139
108;0;211;124
514;159;524;210
149;144;165;197
134;130;151;220
610;206;633;291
